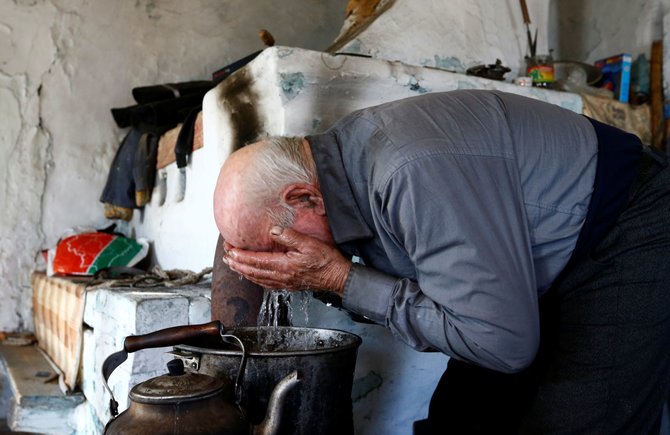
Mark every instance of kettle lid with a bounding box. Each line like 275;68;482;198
129;359;225;404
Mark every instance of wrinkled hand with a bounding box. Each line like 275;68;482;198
223;227;351;295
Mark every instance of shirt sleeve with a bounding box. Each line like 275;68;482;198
342;151;540;373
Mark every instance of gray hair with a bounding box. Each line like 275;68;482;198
244;136;317;226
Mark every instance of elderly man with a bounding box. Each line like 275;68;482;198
213;90;670;434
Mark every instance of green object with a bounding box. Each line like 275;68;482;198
630;53;650;96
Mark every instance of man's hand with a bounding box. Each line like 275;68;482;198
223;227;351;295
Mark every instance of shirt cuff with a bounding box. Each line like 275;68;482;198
342;264;397;324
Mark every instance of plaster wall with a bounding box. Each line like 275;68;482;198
341;0;668;79
548;0;665;62
0;0;347;332
335;0;551;77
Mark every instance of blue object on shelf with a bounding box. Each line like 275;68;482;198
595;53;633;103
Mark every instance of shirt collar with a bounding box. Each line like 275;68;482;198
306;132;374;244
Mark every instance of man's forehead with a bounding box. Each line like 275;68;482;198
221;209;273;251
214;142;277;251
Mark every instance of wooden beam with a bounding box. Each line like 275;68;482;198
650;40;664;150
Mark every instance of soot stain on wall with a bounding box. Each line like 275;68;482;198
217;68;261;149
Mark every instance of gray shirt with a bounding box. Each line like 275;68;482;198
307;90;598;373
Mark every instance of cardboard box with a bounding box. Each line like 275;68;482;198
595;53;633;103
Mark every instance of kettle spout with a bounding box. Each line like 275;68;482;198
254;371;301;435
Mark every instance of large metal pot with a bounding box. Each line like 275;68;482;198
171;326;362;435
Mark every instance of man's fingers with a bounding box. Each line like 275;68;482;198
228;261;291;289
224;229;339;292
269;227;312;250
227;249;289;270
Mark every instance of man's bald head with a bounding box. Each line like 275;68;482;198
213;136;321;251
213;142;265;249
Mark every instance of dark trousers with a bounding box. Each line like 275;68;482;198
427;163;670;435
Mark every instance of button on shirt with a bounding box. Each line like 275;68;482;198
306;90;598;373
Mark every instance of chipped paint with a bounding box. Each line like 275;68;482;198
433;55;466;73
407;76;429;94
279;72;305;101
277;47;294;58
351;370;383;402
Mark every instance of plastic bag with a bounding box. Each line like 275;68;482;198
49;232;148;276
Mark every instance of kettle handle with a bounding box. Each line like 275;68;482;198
102;320;225;418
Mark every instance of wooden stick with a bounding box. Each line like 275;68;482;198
520;0;531;24
650;40;664;150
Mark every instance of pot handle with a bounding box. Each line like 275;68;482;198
123;320;223;352
219;333;248;404
102;320;225;418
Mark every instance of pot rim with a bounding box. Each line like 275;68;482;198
174;326;362;357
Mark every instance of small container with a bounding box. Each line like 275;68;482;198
515;76;533;87
527;53;555;88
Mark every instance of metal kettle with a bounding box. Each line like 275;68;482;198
102;321;300;435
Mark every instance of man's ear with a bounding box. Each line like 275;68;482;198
282;183;326;215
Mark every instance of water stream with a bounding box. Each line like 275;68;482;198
257;289;313;327
257;289;293;326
